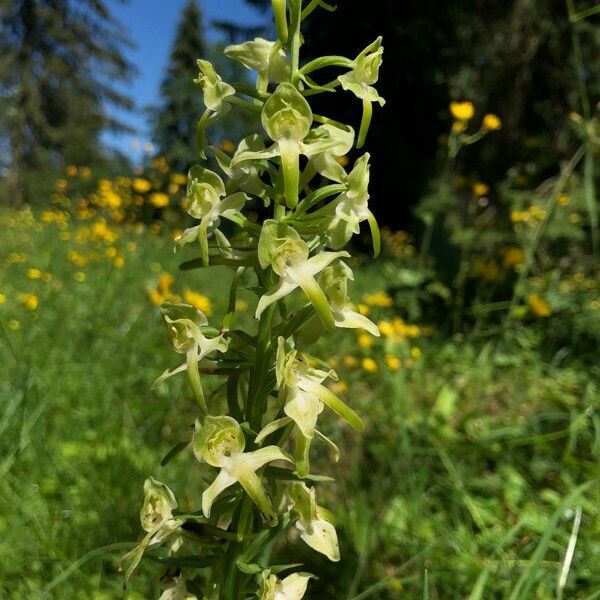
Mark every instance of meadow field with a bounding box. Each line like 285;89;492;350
1;188;598;598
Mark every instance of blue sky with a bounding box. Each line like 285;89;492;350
105;0;267;161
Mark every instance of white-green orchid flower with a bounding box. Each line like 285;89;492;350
274;337;363;476
176;165;247;266
224;38;290;86
259;570;313;600
320;262;379;336
194;59;236;155
261;83;312;208
193;416;291;526
256;220;349;330
212;135;272;202
338;37;385;147
159;576;198;600
195;59;235;113
303;123;354;184
323;153;379;255
289;482;340;561
120;478;184;583
153;303;229;416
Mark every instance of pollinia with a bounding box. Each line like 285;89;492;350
122;1;384;598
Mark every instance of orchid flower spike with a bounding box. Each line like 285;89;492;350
256;220;349;330
320;262;380;336
259;570;314;600
193;416;291;525
120;478;184;583
176;165;247;266
338;37;385;147
289;482;340;561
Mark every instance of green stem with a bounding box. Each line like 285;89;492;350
357;98;373;148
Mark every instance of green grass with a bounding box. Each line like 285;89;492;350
0;208;598;598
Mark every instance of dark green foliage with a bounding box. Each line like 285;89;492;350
149;0;207;172
0;0;135;205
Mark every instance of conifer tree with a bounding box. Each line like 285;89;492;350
149;0;207;173
0;0;134;204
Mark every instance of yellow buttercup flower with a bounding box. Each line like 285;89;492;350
472;182;489;197
0;294;6;304
482;114;501;131
113;255;125;268
329;381;349;395
357;333;373;349
18;293;39;311
74;271;86;282
79;166;92;179
158;272;175;293
503;247;525;269
385;354;401;371
183;289;213;316
558;194;569;206
410;347;422;359
132;178;152;193
569;213;581;224
171;173;187;186
66;165;78;177
357;303;370;315
148;289;163;306
377;320;394;337
450;101;475;122
150;192;170;208
528;293;551;317
8;320;20;330
27;268;42;280
55;179;68;193
363;291;393;308
361;357;378;373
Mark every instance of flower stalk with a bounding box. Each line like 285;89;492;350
123;2;384;598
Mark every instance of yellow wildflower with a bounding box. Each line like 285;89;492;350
113;255;125;268
150;192;170;208
74;271;86;282
558;193;569;206
19;293;39;311
105;247;118;258
529;206;546;220
168;183;179;195
55;179;68;193
472;182;489;197
8;320;20;331
528;293;551;317
183;289;213;316
27;268;43;280
79;166;92;179
357;303;370;315
171;173;187;186
385;355;401;371
357;333;373;349
452;121;467;133
573;272;585;283
590;300;600;310
0;294;6;304
482;114;501;131
127;242;137;253
503;247;525;269
361;357;378;373
132;178;152;193
569;213;581;224
157;272;175;293
66;165;78;177
41;272;52;283
148;289;163;306
378;320;394;337
363;291;393;308
410;347;422;359
449;101;475;122
342;355;358;368
68;250;87;267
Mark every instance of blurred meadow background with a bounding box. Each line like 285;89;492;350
1;0;600;598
